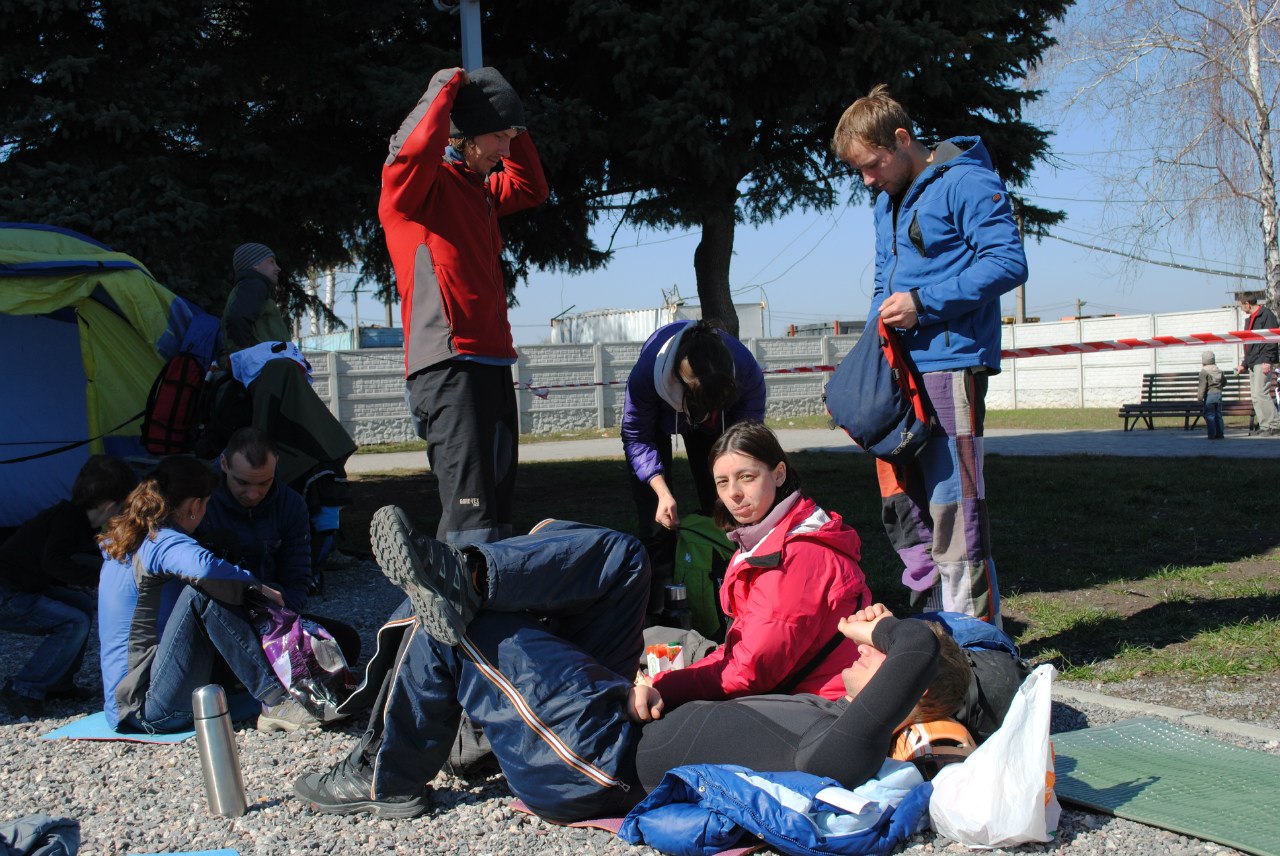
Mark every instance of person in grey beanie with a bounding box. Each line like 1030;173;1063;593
223;242;288;355
1197;350;1226;440
380;67;548;546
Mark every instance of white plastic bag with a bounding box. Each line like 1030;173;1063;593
928;663;1061;849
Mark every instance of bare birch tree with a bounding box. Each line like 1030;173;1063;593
1049;0;1280;305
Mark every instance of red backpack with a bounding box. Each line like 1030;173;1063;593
140;352;209;454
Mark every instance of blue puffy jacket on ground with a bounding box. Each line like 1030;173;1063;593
619;764;932;856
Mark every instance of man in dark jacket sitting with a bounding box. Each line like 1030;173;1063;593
197;428;360;725
0;455;137;717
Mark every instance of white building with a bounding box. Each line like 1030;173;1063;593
549;300;767;344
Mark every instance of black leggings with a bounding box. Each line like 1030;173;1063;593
632;617;939;791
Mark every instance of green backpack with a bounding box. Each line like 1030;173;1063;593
673;514;736;642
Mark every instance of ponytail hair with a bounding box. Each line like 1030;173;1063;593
100;457;218;560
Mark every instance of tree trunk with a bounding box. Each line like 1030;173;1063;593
693;194;740;337
1242;4;1280;309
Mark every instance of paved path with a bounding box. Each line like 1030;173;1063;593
348;425;1280;473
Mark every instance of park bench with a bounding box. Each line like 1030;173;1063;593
1118;371;1256;431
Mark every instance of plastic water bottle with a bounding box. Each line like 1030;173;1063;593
192;685;248;817
659;583;693;631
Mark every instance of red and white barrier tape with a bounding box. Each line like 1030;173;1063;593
998;327;1280;359
515;327;1280;398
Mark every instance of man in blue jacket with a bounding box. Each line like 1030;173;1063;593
832;86;1028;626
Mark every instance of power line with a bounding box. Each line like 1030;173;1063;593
1045;234;1263;281
1050;223;1258;270
1020;191;1197;205
732;201;852;295
612;230;699;250
736;207;835;286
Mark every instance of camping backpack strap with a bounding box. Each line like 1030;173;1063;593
773;631;844;695
140;351;208;455
879;317;934;430
672;514;735;641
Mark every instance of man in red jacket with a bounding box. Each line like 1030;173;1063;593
380;66;549;545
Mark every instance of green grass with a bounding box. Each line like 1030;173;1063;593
354;407;1158;455
1062;618;1280;682
347;451;1280;684
1002;595;1120;637
984;408;1115;430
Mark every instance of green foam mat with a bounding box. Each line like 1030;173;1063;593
1053;717;1280;856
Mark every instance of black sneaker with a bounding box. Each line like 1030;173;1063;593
1;679;44;719
293;752;428;818
371;506;481;646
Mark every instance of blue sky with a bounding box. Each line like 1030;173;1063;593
327;12;1266;345
330;111;1261;345
507;144;1258;343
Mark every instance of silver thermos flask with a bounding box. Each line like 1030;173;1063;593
192;684;248;817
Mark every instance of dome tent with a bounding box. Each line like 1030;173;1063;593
0;223;217;527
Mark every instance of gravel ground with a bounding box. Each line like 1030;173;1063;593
2;559;1276;856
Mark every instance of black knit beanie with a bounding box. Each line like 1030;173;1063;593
449;67;526;138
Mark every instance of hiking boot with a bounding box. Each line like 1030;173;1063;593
293;752;429;818
371;505;481;646
257;698;322;733
1;679;44;719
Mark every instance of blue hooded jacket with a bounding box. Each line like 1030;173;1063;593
619;764;932;856
867;136;1027;374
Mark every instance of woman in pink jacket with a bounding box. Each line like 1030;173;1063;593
650;421;871;710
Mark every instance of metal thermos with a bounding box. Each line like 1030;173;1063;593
192;684;248;817
659;583;693;631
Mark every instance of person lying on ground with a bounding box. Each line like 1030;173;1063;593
291;506;966;822
0;455;137;718
97;456;318;734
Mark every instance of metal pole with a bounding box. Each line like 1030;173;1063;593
459;0;483;70
1013;198;1026;324
324;269;337;333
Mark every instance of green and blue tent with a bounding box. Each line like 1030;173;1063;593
0;223;217;527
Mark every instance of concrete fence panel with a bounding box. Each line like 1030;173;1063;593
308;307;1249;445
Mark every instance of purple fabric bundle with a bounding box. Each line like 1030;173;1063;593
249;598;354;721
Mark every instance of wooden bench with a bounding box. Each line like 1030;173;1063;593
1118;371;1256;431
